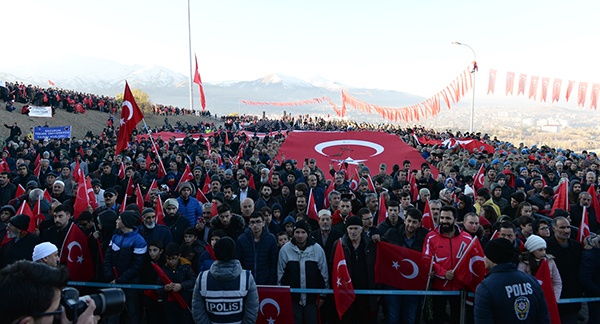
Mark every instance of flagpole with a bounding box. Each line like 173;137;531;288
187;0;194;111
141;119;167;176
443;236;477;287
421;256;435;315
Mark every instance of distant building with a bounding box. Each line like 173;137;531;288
541;124;561;133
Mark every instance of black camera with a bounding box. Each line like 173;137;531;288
61;287;125;322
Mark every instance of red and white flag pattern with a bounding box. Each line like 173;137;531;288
60;223;95;281
332;239;355;319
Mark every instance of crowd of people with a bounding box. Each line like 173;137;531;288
1;85;600;323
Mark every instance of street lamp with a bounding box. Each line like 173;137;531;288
452;41;476;133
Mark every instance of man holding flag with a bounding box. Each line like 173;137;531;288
330;215;377;322
422;205;472;323
116;82;144;156
380;207;430;324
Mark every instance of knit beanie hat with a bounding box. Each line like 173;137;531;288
120;210;139;229
214;236;235;261
164;198;179;210
524;235;546;253
293;220;310;233
345;215;363;228
32;242;58;262
484;238;514;264
9;214;30;231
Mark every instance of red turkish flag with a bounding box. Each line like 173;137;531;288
247;174;256;190
15;184;25;199
73;179;90;219
256;286;294;323
518;73;527;95
453;237;487;292
193;53;207;111
349;171;359;191
421;199;435;231
151;262;188;309
535;259;562;324
541;77;550;102
590;84;600;110
118;162;125;179
202;171;211;194
529;76;539;100
34;163;41;177
473;163;485;190
85;177;98;210
506;71;515;95
566;80;576;102
145;154;152;170
60;223;95;281
578;82;588;107
145;179;158;202
307;188;319;221
196;189;209;204
33;154;41;168
72;160;82;183
366;174;376;193
408;173;418;201
125;176;135;197
176;164;193;189
374;241;431;290
552;79;562;103
154;195;165;225
116;82;144;155
323;183;334;209
275;131;438;182
588;185;600;224
333;239;355;319
135;184;144;213
210;201;218;218
17;201;41;233
378;192;387;225
43;189;52;203
487;69;496;94
120;194;128;214
551;180;569;217
579;206;591;245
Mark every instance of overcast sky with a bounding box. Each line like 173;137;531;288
3;0;600;101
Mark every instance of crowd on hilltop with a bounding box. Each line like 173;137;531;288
1;83;600;322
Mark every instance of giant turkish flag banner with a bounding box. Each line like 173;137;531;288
276;131;438;179
453;237;487;292
374;242;431;290
60;223;95;281
256;286;294;323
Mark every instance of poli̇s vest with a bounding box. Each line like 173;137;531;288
199;270;250;324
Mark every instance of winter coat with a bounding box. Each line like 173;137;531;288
518;255;563;299
176;196;203;227
235;228;278;285
104;228;148;283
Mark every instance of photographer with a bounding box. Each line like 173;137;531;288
0;260;99;324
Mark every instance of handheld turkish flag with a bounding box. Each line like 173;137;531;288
73;178;90;219
135;184;144;213
33;153;41;167
248;174;256;190
15;184;25;199
176;164;193;189
125;176;135;197
349;171;359;191
202;171;211;194
551;180;569;216
473;164;485;190
257;286;294;323
421;199;435;231
17;201;39;233
588;185;600;224
374;241;431;290
210;201;218;218
196;189;209;204
145;154;152;170
333;239;355;319
535;259;561;324
118;162;126;180
453;237;487;292
85;177;98;210
193;53;207;111
34;162;41;177
151;262;189;309
307;188;319;222
365;174;376;192
43;189;52;203
116;82;144;155
60;223;95;281
155;195;165;225
145;180;158;202
120;194;128;214
72;160;82;183
579;206;591;245
323;183;334;209
377;192;387;225
408;173;419;201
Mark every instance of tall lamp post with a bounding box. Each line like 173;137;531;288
452;41;476;133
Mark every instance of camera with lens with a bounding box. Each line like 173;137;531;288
61;287;126;322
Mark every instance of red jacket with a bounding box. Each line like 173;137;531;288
422;225;472;290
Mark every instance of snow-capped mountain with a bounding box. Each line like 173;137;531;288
0;56;424;122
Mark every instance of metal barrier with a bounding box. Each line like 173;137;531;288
67;281;600;305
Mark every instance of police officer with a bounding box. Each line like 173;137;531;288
474;238;550;323
192;237;258;323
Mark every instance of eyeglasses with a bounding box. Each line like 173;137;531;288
538;227;550;231
34;308;63;320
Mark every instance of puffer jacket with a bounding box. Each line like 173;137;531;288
235;227;278;285
177;196;203;226
104;228;148;283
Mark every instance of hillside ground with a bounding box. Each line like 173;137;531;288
0;100;222;141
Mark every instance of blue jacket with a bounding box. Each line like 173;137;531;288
235;228;278;285
177;196;203;226
104;228;148;284
474;263;549;323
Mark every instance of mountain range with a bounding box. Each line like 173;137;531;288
0;56;424;121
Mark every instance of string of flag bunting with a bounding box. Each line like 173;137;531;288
487;68;600;109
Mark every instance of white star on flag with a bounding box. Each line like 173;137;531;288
77;255;84;264
337;277;342;286
392;261;400;270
